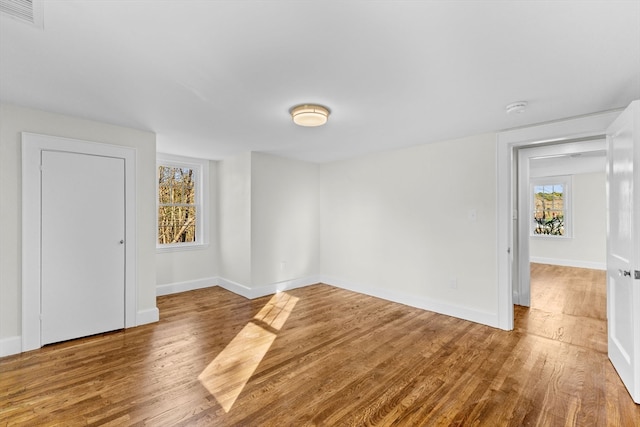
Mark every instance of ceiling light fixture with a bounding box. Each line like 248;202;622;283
290;104;330;127
506;101;528;114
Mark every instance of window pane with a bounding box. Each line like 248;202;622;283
157;206;197;244
532;182;565;236
159;185;170;203
174;168;192;184
158;166;171;204
159;167;195;204
158;166;171;184
170;183;195;204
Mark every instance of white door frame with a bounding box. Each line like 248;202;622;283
496;110;621;330
22;133;137;352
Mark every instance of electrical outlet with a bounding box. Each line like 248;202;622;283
280;261;286;272
449;278;458;289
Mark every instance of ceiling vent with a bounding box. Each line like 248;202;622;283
0;0;43;28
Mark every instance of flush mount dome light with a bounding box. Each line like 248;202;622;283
290;104;330;127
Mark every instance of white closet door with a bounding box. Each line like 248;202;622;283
41;150;125;345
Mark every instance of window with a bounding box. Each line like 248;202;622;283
531;176;571;237
157;154;209;250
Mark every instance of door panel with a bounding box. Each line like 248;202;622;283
41;150;125;345
607;100;639;403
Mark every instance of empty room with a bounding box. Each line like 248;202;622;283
1;1;639;425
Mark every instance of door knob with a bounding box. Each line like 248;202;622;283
119;239;124;244
619;269;631;277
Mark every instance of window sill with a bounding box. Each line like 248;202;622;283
530;234;572;240
156;243;210;253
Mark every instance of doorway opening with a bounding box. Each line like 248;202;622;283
515;138;607;308
514;139;608;351
498;102;639;403
495;109;621;331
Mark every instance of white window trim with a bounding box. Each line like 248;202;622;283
156;153;209;252
530;175;572;239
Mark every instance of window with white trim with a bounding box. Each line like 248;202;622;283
531;176;571;237
157;154;209;250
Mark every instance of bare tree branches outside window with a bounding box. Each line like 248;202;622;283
158;166;197;244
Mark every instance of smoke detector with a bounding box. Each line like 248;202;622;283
506;101;528;114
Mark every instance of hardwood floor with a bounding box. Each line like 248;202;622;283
1;265;638;426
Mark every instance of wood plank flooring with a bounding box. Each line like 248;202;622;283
1;264;638;426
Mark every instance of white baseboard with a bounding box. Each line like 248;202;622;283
249;276;322;299
1;276;504;358
217;277;252;298
156;277;217;296
156;274;501;329
1;311;159;357
136;307;160;325
0;335;22;357
218;276;322;299
530;257;606;270
320;276;500;329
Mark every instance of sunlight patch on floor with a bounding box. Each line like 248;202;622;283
198;292;299;412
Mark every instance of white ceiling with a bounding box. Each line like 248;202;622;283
1;1;639;163
530;148;607;177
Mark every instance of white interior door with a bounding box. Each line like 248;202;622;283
607;100;640;403
41;150;126;345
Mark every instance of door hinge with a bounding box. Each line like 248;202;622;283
635;270;640;280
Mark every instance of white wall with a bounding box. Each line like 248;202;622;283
319;133;499;326
5;103;606;354
216;152;320;295
218;152;252;285
156;160;219;291
251;152;320;287
0;103;157;353
529;153;606;178
530;172;606;269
